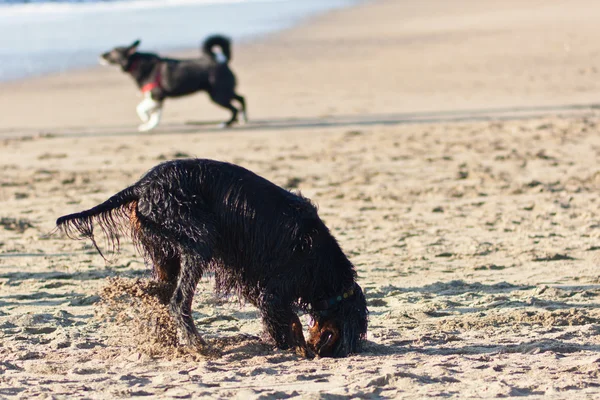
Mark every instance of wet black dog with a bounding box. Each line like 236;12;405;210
100;35;247;131
57;159;368;358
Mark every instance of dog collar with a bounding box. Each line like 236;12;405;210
126;59;161;93
309;284;357;317
126;59;139;73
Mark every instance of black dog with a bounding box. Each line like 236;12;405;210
56;159;368;358
100;35;247;131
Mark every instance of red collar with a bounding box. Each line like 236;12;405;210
127;59;161;93
126;59;139;73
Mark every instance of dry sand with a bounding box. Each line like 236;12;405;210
2;0;600;398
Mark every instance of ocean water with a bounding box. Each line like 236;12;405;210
0;0;357;81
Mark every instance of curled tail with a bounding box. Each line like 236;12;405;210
202;34;232;63
56;185;139;257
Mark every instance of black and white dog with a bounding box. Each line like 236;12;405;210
100;35;247;132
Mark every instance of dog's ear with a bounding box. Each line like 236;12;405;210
127;39;141;55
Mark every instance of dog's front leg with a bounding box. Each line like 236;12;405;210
136;94;162;131
290;314;314;359
139;108;162;132
259;289;314;358
136;96;153;122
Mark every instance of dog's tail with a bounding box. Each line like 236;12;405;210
56;185;140;258
202;34;232;63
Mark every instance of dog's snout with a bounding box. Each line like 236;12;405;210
98;53;112;66
315;330;335;355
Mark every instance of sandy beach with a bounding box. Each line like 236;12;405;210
2;0;600;398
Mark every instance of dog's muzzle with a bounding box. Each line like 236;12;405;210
98;56;109;66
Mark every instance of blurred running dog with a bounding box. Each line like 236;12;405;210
100;35;247;131
56;159;368;358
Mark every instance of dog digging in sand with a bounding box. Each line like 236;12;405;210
56;159;368;358
100;35;248;132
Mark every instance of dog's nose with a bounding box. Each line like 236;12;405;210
98;55;110;66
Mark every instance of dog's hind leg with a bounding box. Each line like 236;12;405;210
135;199;217;354
163;224;216;354
220;103;238;128
209;91;239;128
147;243;181;303
170;250;212;353
132;206;182;303
233;94;247;124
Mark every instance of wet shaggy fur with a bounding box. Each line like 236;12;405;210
56;159;368;358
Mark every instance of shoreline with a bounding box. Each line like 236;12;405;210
0;0;361;82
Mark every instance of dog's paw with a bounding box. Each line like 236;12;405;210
295;345;315;360
203;345;223;359
218;122;229;129
177;331;222;358
138;123;155;132
179;342;222;360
